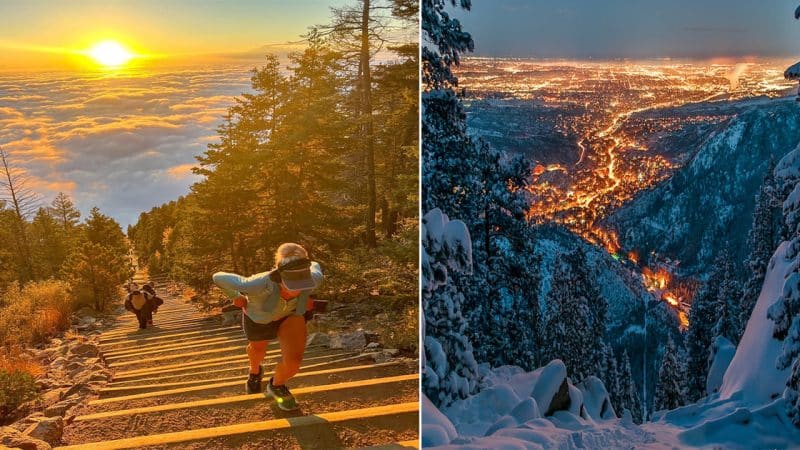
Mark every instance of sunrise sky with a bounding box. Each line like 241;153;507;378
0;0;333;71
0;0;343;226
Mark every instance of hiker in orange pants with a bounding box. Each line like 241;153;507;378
213;243;323;411
246;313;306;387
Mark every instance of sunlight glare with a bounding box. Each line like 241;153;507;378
87;40;133;68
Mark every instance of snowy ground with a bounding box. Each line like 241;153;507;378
423;362;800;449
423;237;800;449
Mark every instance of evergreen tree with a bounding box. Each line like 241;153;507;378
654;336;686;411
422;208;480;407
769;140;800;425
713;249;742;345
740;161;777;339
685;252;727;401
603;345;621;414
84;207;127;255
49;192;81;230
541;252;594;381
421;0;479;219
63;241;127;311
29;208;71;279
618;350;643;423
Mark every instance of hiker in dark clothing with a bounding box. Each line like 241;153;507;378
142;281;164;326
124;289;154;329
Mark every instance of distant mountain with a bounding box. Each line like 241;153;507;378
607;98;800;277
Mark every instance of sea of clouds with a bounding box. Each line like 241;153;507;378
0;64;255;227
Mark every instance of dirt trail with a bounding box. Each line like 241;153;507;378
56;274;419;450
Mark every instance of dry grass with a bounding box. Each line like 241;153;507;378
0;280;75;349
0;348;44;378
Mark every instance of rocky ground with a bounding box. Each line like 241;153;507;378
1;312;112;450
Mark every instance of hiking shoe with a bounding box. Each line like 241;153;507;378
267;377;299;411
246;366;263;394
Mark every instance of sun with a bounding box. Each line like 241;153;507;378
87;40;133;68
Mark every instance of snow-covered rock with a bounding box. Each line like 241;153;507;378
706;336;736;396
531;360;568;415
577;376;616;421
422;393;457;447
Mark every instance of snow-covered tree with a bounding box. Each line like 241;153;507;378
769;136;800;425
422;208;480;408
618;350;643;424
602;345;621;414
686;251;727;401
713;250;742;345
740;160;778;340
421;0;478;218
768;33;800;419
541;251;594;381
422;0;544;372
654;336;686;411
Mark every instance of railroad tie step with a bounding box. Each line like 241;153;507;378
92;361;404;405
56;402;418;450
75;374;419;422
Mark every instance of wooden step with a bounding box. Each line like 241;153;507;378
57;402;418;450
99;324;231;343
92;361;404;405
101;331;244;356
75;374;418;422
104;336;250;361
104;353;375;388
99;327;240;347
112;348;350;379
106;344;248;368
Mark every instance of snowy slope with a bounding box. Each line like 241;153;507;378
719;241;793;404
608;99;800;276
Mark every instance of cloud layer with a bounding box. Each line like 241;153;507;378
0;65;253;227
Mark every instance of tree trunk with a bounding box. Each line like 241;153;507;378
0;148;33;279
360;0;377;248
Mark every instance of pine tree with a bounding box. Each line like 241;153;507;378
603;345;621;414
769;140;800;426
654;336;686;411
29;208;70;279
421;0;479;219
49;192;81;230
63;241;128;311
618;350;643;423
84;207;127;256
685;251;727;401
713;250;742;345
541;251;594;381
422;208;480;407
740;161;777;339
0;146;39;281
